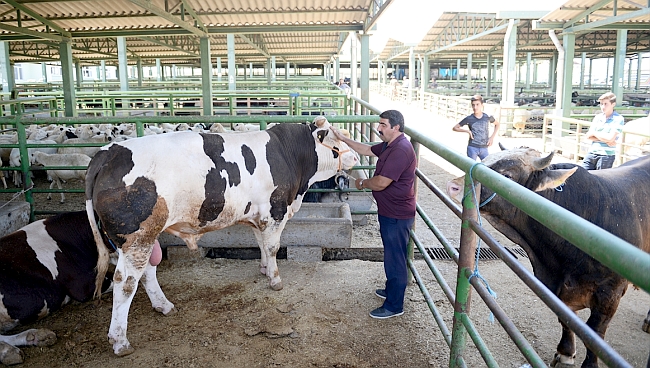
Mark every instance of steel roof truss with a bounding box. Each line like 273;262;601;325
138;36;199;57
0;22;64;41
564;7;649;33
426;19;512;55
2;0;71;38
128;0;208;38
179;0;207;34
238;34;270;58
564;0;614;28
364;0;393;32
425;13;506;53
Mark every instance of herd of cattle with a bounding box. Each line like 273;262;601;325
0;118;648;366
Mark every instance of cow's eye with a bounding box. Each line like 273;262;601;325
503;173;512;179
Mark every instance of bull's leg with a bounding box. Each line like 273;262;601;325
643;309;650;333
140;263;176;315
552;320;576;367
108;247;150;357
256;226;285;291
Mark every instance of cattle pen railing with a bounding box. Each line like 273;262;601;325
350;96;650;368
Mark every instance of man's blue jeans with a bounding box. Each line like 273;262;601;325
378;215;414;313
581;152;615;170
467;146;489;161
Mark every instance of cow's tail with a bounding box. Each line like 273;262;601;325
86;198;110;300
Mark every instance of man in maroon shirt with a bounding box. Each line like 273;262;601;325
331;110;417;319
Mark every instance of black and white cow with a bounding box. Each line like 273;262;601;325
446;149;650;368
85;119;358;356
0;211;114;366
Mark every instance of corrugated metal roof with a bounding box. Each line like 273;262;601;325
378;4;649;67
1;0;389;65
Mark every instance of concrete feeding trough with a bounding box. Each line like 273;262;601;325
158;202;353;249
0;201;30;238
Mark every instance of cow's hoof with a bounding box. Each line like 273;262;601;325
0;342;23;366
643;319;649;333
550;352;575;367
158;306;178;316
260;266;267;275
270;281;283;291
110;340;135;357
25;329;57;347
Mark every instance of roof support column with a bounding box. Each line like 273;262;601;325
588;58;592;88
271;56;276;82
216;57;222;82
549;53;557;90
101;60;107;82
58;40;76;117
533;60;538;84
227;34;236;90
75;61;82;88
285;62;290;80
41;62;48;83
423;54;430;92
579;52;586;90
605;58;610;88
350;31;358;97
408;47;415;102
0;42;14;94
525;52;532;90
155;59;161;82
456;59;461;84
559;32;575;117
486;52;492;96
636;53;643;90
137;58;143;88
334;56;340;82
500;19;517;108
627;57;632;89
466;53;473;90
117;36;128;91
612;30;627;100
200;36;213;116
249;63;253;78
360;33;370;103
266;58;271;85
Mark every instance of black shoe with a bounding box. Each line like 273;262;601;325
369;307;404;319
375;289;387;299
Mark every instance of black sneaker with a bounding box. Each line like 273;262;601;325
375;289;387;299
369;307;404;319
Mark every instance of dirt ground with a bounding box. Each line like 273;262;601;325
5;150;650;368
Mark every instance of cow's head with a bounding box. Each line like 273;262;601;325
446;147;578;207
309;116;359;181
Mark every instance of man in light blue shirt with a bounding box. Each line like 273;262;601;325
581;92;625;170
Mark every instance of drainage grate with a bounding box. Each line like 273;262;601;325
423;247;529;261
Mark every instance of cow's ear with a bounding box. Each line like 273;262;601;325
533;167;578;192
316;130;328;143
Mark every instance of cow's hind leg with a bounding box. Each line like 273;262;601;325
252;228;268;275
551;320;576;367
140;263;176;315
108;247;150;357
0;328;56;348
643;309;650;333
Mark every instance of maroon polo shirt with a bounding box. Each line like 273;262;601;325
369;133;416;219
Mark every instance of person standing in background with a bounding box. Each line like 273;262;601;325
580;92;625;170
452;95;500;161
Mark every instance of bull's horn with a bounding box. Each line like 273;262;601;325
498;142;508;151
532;151;554;170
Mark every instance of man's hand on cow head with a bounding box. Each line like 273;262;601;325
329;127;348;142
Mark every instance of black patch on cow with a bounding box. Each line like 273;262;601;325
0;211;110;327
86;145;159;246
244;201;251;215
198;134;242;225
241;144;256;175
265;124;318;221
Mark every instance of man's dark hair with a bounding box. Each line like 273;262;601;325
379;110;405;132
470;94;484;104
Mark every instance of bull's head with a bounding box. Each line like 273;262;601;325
446;147;578;206
310;117;359;181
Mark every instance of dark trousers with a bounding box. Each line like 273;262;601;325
378;215;414;313
581;152;615;170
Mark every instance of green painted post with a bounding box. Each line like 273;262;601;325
449;173;479;367
15;121;35;221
